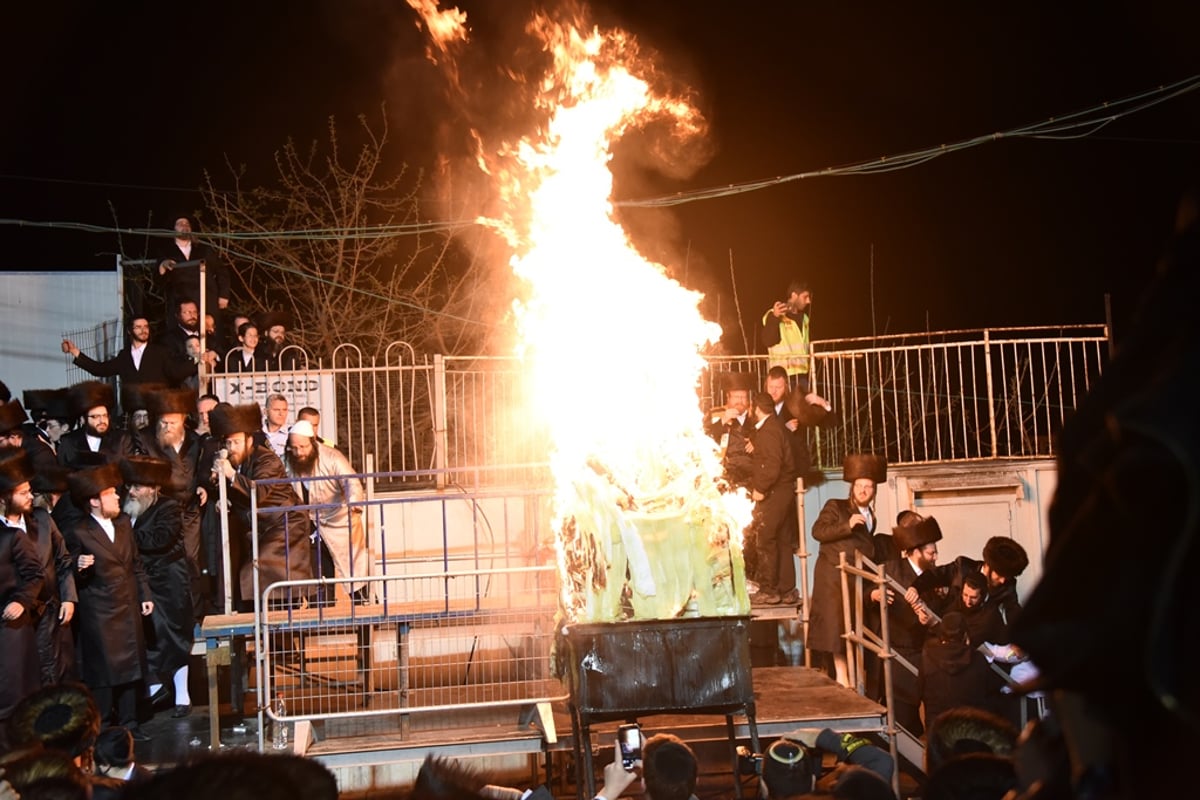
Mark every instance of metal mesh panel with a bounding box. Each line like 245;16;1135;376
62;319;122;386
260;568;565;734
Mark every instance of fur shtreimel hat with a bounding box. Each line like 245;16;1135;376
842;453;887;484
67;462;122;508
718;371;757;393
31;465;72;496
0;447;35;493
0;398;27;435
120;382;165;414
26;388;71;421
983;537;1029;579
209;402;262;439
8;682;102;757
893;516;943;552
67;381;115;419
784;385;829;427
147;387;197;418
119;456;174;489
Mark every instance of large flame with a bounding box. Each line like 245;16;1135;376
411;3;750;622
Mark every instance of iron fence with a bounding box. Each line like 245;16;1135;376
207;325;1106;487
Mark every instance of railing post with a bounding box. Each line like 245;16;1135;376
983;329;998;457
433;354;449;489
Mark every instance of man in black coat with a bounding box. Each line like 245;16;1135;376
156;215;231;321
746;392;797;606
61;317;196;388
912;536;1029;644
255;311;305;371
0;449;78;685
63;462;154;739
0;457;45;730
872;515;942;735
705;372;757;578
120;456;195;718
18;390;66;475
55;382;133;469
809;453;886;686
210;402;312;610
135;389;206;609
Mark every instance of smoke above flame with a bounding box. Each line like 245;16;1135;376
410;1;750;622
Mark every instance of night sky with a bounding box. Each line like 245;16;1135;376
3;1;1198;343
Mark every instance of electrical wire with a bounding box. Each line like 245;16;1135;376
2;76;1195;238
616;73;1200;208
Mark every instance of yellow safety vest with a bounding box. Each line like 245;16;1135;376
762;310;810;376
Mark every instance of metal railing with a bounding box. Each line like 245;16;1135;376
707;325;1107;468
228;469;565;749
205;325;1106;488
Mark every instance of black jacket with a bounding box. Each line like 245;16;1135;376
73;342;195;387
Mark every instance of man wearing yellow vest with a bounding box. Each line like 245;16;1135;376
762;279;812;392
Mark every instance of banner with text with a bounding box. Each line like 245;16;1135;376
212;371;338;444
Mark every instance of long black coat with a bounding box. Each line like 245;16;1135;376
65;514;151;688
808;497;877;652
0;525;44;720
18;509;78;683
225;445;312;604
157;240;231;311
134;429;205;571
131;498;193;679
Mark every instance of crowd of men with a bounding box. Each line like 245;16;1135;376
0;373;370;743
706;278;1038;744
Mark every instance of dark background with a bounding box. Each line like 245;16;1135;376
3;1;1198;343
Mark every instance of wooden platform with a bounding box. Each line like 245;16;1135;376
305;666;884;767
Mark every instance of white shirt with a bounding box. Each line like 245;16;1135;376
264;425;289;458
130;341;147;370
92;513;116;542
86;434;102;452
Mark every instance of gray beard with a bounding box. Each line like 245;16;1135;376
123;495;153;519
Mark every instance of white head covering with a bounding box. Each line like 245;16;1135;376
289;419;316;439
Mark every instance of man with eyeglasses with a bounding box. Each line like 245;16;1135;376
55;382;132;470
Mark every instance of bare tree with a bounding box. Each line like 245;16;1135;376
201;110;494;360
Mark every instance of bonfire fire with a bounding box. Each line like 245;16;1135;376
410;1;751;622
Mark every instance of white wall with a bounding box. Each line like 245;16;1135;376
799;459;1056;602
0;270;122;396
